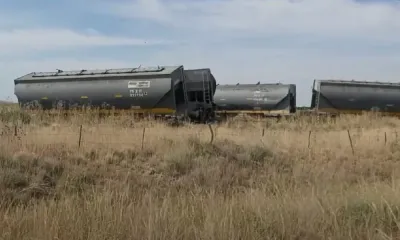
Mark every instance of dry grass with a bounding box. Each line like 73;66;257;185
1;108;400;239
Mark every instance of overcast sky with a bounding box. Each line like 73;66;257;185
2;0;400;106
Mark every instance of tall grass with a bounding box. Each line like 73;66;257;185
1;107;400;239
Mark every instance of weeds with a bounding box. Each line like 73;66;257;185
0;108;400;239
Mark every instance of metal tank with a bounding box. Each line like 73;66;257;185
311;79;400;114
214;83;296;116
14;65;188;115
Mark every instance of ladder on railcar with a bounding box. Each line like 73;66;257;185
314;90;321;112
209;72;214;103
179;68;190;121
312;80;321;112
202;72;211;104
181;68;189;104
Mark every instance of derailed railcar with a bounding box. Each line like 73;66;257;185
311;79;400;116
184;68;217;122
14;65;209;122
214;83;296;117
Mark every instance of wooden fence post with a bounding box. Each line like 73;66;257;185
347;129;355;156
260;128;266;146
385;132;387;145
78;125;83;149
141;127;146;150
208;124;214;144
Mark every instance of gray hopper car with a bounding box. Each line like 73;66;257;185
214;83;296;117
311;79;400;116
183;68;217;121
14;65;215;122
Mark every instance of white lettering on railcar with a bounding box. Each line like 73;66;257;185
246;98;267;101
247;90;268;102
129;89;148;97
128;81;151;88
246;97;268;102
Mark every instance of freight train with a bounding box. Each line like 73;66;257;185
13;65;400;123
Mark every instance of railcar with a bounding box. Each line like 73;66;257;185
13;65;215;123
311;79;400;116
183;68;217;122
213;83;296;118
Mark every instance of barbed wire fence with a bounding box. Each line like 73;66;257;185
1;123;399;161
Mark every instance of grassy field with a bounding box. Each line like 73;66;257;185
1;107;400;239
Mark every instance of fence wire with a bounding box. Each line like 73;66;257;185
0;123;398;155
